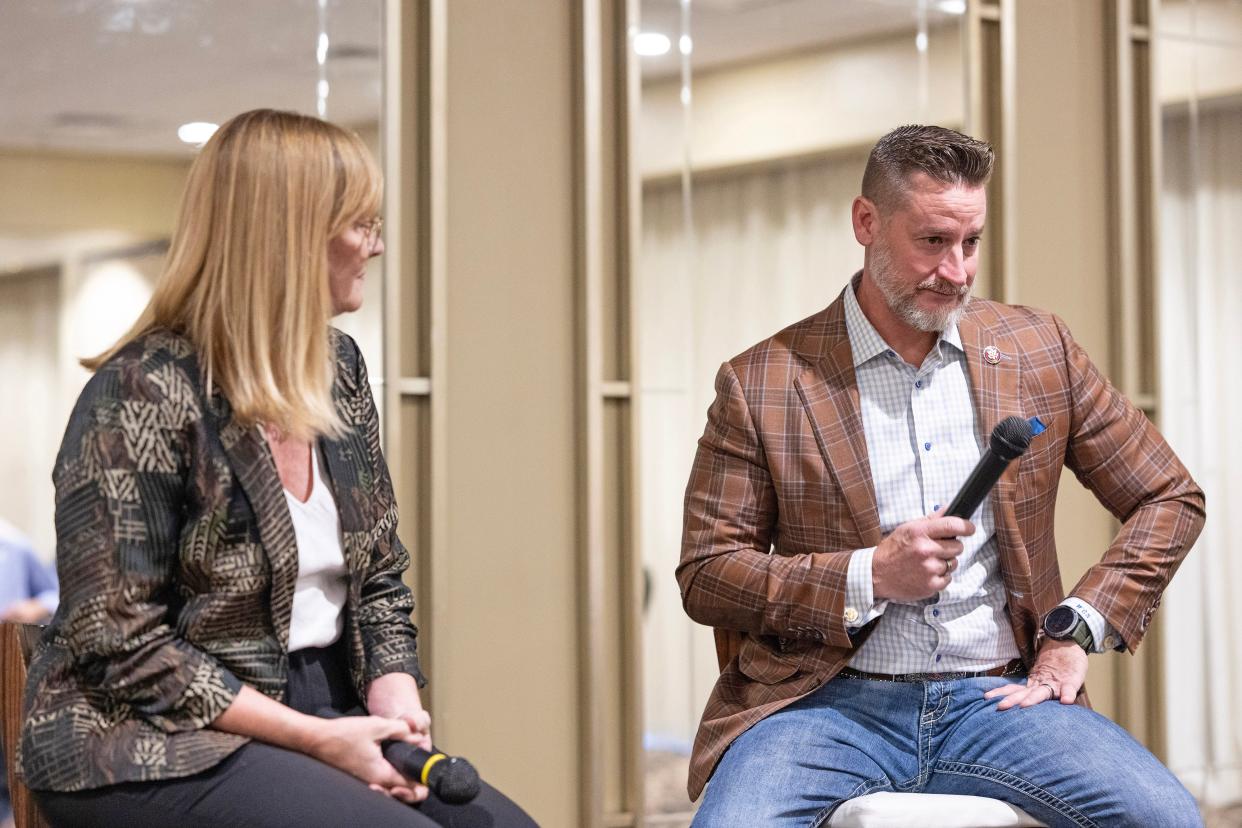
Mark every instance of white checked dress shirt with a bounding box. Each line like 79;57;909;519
840;283;1115;673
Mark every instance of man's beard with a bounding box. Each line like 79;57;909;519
869;241;971;333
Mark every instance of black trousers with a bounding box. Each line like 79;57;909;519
34;643;539;828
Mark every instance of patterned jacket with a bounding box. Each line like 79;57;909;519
18;328;423;791
678;284;1206;800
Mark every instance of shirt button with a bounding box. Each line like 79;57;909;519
844;607;860;623
1103;634;1117;650
924;442;932;451
932;609;940;617
933;504;941;511
915;380;923;388
935;654;942;662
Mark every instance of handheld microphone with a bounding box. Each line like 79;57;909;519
382;741;481;805
317;708;481;804
943;416;1036;520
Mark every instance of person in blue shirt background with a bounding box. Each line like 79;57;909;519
0;516;58;828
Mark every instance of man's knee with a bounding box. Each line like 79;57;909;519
1111;771;1201;827
692;780;838;828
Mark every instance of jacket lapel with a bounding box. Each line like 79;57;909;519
318;431;369;579
793;298;883;548
213;400;300;650
958;309;1035;621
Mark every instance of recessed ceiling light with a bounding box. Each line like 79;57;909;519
936;0;968;14
634;31;671;57
679;35;693;56
177;121;218;146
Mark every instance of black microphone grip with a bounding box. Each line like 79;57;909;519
381;741;481;805
316;707;481;804
942;416;1035;521
943;451;1013;520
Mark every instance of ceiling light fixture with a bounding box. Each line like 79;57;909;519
634;31;671;57
936;0;968;14
177;121;218;146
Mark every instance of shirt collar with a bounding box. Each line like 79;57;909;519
843;275;964;367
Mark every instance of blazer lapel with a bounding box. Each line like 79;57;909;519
211;397;300;650
794;300;883;548
958;309;1035;614
318;431;370;579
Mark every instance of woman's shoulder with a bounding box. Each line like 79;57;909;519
80;328;205;412
96;328;197;371
328;326;367;388
329;326;361;366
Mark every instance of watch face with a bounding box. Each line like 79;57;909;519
1044;605;1078;638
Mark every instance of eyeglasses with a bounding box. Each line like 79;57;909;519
358;216;383;252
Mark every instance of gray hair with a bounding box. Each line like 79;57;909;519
861;125;994;213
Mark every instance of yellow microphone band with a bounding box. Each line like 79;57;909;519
421;753;448;785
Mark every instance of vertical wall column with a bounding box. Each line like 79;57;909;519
968;0;1168;744
384;2;639;824
384;0;445;701
576;1;645;825
1105;0;1165;757
966;0;1017;303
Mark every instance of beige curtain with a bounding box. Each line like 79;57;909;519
637;152;867;753
0;268;60;558
1159;102;1242;808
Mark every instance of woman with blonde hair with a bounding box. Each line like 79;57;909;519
18;109;536;827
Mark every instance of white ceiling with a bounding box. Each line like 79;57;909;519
0;0;959;158
0;0;383;157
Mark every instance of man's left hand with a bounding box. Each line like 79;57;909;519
984;639;1087;710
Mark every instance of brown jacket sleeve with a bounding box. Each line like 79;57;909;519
1055;316;1205;651
677;360;858;649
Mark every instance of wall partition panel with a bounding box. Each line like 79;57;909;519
385;2;641;825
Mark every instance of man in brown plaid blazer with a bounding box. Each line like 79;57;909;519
678;126;1205;827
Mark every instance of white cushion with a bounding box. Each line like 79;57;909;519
828;792;1047;828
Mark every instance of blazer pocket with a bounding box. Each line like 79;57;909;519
736;636;802;684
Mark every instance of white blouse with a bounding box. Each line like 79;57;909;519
282;444;348;652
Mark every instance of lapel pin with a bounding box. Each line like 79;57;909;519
983;345;1002;365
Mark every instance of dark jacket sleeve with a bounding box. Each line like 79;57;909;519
51;354;242;733
344;338;426;688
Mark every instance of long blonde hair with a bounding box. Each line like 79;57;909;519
85;109;382;440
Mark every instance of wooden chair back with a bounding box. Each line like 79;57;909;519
1;622;50;828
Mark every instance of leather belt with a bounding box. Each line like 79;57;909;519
836;658;1025;683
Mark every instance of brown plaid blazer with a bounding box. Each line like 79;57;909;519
18;328;424;792
677;283;1205;800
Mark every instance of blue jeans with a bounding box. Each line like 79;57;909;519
693;674;1201;828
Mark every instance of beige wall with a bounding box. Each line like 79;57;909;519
0;151;188;555
400;3;585;825
0;150;188;237
640;24;965;178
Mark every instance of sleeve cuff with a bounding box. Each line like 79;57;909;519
845;546;888;630
1061;596;1124;652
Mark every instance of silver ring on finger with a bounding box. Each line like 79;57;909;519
1038;681;1057;698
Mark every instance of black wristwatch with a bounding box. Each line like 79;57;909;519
1042;605;1095;653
